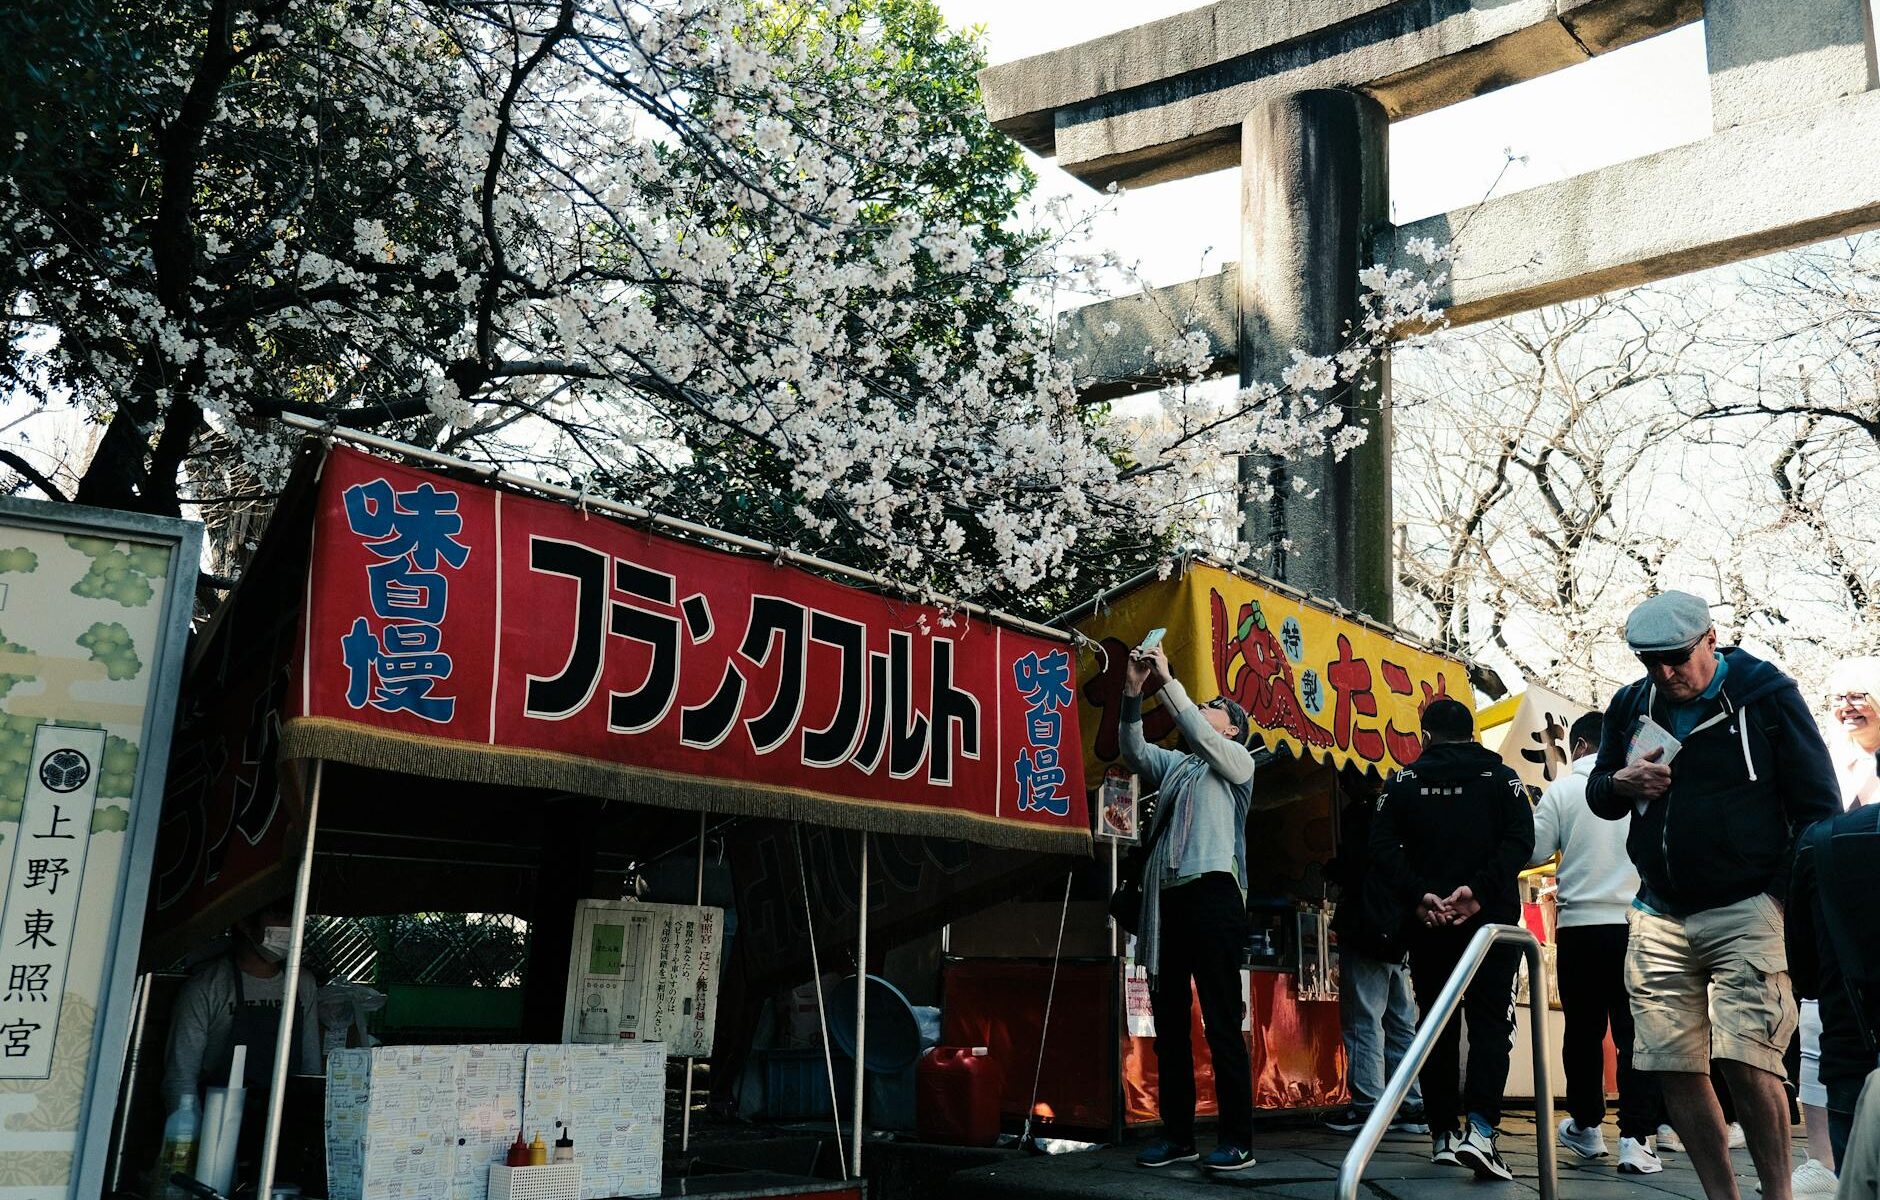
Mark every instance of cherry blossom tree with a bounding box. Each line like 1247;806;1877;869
3;0;1441;608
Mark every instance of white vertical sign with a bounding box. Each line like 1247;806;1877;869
0;725;106;1078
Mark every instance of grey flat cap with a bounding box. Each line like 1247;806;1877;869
1625;591;1713;652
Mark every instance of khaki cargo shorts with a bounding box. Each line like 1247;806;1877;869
1625;893;1797;1078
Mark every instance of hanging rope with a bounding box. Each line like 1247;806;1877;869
793;826;848;1180
1020;870;1075;1148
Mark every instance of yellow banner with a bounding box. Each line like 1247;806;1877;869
1074;561;1475;780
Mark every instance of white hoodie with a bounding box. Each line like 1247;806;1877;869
1529;754;1639;928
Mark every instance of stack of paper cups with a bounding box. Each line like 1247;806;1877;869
196;1045;247;1195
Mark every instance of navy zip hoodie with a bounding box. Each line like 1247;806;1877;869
1370;740;1535;929
1585;646;1839;916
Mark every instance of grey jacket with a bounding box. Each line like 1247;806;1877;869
1121;678;1255;975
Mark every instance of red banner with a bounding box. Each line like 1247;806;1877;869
280;447;1088;853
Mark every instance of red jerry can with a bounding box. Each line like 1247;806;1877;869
916;1046;1001;1146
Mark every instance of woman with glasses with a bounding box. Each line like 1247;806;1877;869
1825;658;1880;810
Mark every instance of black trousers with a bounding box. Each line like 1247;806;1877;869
1409;923;1520;1132
1556;923;1663;1139
1149;873;1254;1148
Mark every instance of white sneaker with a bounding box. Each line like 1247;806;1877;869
1431;1131;1461;1167
1559;1118;1609;1160
1727;1121;1747;1149
1454;1123;1514;1182
1792;1159;1839;1197
1618;1137;1663;1175
1655;1124;1684;1153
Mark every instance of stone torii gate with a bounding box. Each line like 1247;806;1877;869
981;0;1880;622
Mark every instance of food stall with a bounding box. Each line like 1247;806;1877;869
939;556;1480;1136
119;429;1090;1200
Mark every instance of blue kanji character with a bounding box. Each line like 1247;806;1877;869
367;557;447;623
1013;745;1069;816
343;479;471;570
340;618;455;722
1025;706;1062;747
342;617;382;709
1013;649;1074;713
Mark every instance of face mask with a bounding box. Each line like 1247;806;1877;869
256;925;293;962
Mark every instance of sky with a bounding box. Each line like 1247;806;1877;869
934;1;1725;292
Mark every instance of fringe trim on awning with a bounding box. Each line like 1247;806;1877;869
279;716;1093;857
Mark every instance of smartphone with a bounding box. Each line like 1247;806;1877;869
1136;627;1166;653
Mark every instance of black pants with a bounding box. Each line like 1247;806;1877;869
1149;873;1253;1148
1409;923;1520;1132
1556;923;1663;1139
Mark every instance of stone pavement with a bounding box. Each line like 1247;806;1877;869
944;1115;1796;1200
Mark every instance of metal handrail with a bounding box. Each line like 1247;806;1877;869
1336;923;1557;1200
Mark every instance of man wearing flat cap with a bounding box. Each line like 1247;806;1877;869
1120;642;1258;1174
1587;591;1840;1200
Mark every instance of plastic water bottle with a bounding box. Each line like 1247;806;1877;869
154;1094;199;1200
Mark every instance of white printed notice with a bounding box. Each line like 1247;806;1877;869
562;900;722;1057
0;725;106;1078
1124;966;1154;1038
1626;716;1682;767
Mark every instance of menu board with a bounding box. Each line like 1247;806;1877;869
323;1046;459;1200
325;1043;659;1200
521;1044;663;1200
562;900;722;1057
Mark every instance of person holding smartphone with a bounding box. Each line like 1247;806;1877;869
1120;638;1258;1173
1585;591;1839;1200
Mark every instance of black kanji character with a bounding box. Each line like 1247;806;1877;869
927;638;980;786
607;558;680;734
737;597;806;754
888;631;930;780
802;612;867;768
524;538;608;720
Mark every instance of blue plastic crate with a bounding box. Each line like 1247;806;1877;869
763;1048;851;1120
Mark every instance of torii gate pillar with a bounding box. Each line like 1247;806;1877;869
1237;90;1392;620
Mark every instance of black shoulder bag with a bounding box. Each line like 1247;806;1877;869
1107;795;1173;937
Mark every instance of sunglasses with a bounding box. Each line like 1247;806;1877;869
1827;692;1873;708
1636;641;1702;669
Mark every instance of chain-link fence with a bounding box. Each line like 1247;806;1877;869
303;912;530;988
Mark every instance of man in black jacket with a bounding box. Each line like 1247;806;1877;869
1788;802;1880;1169
1372;698;1535;1180
1586;591;1840;1200
1323;789;1428;1135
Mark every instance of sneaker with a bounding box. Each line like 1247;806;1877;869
1453;1119;1514;1182
1792;1159;1839;1197
1392;1105;1431;1135
1655;1124;1684;1153
1618;1137;1663;1175
1322;1106;1370;1134
1727;1121;1747;1149
1134;1139;1198;1168
1431;1131;1461;1167
1559;1117;1609;1160
1203;1146;1256;1172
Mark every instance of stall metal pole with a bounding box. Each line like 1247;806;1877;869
850;831;869;1179
258;761;323;1200
1108;841;1119;955
681;811;706;1152
109;973;154;1192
